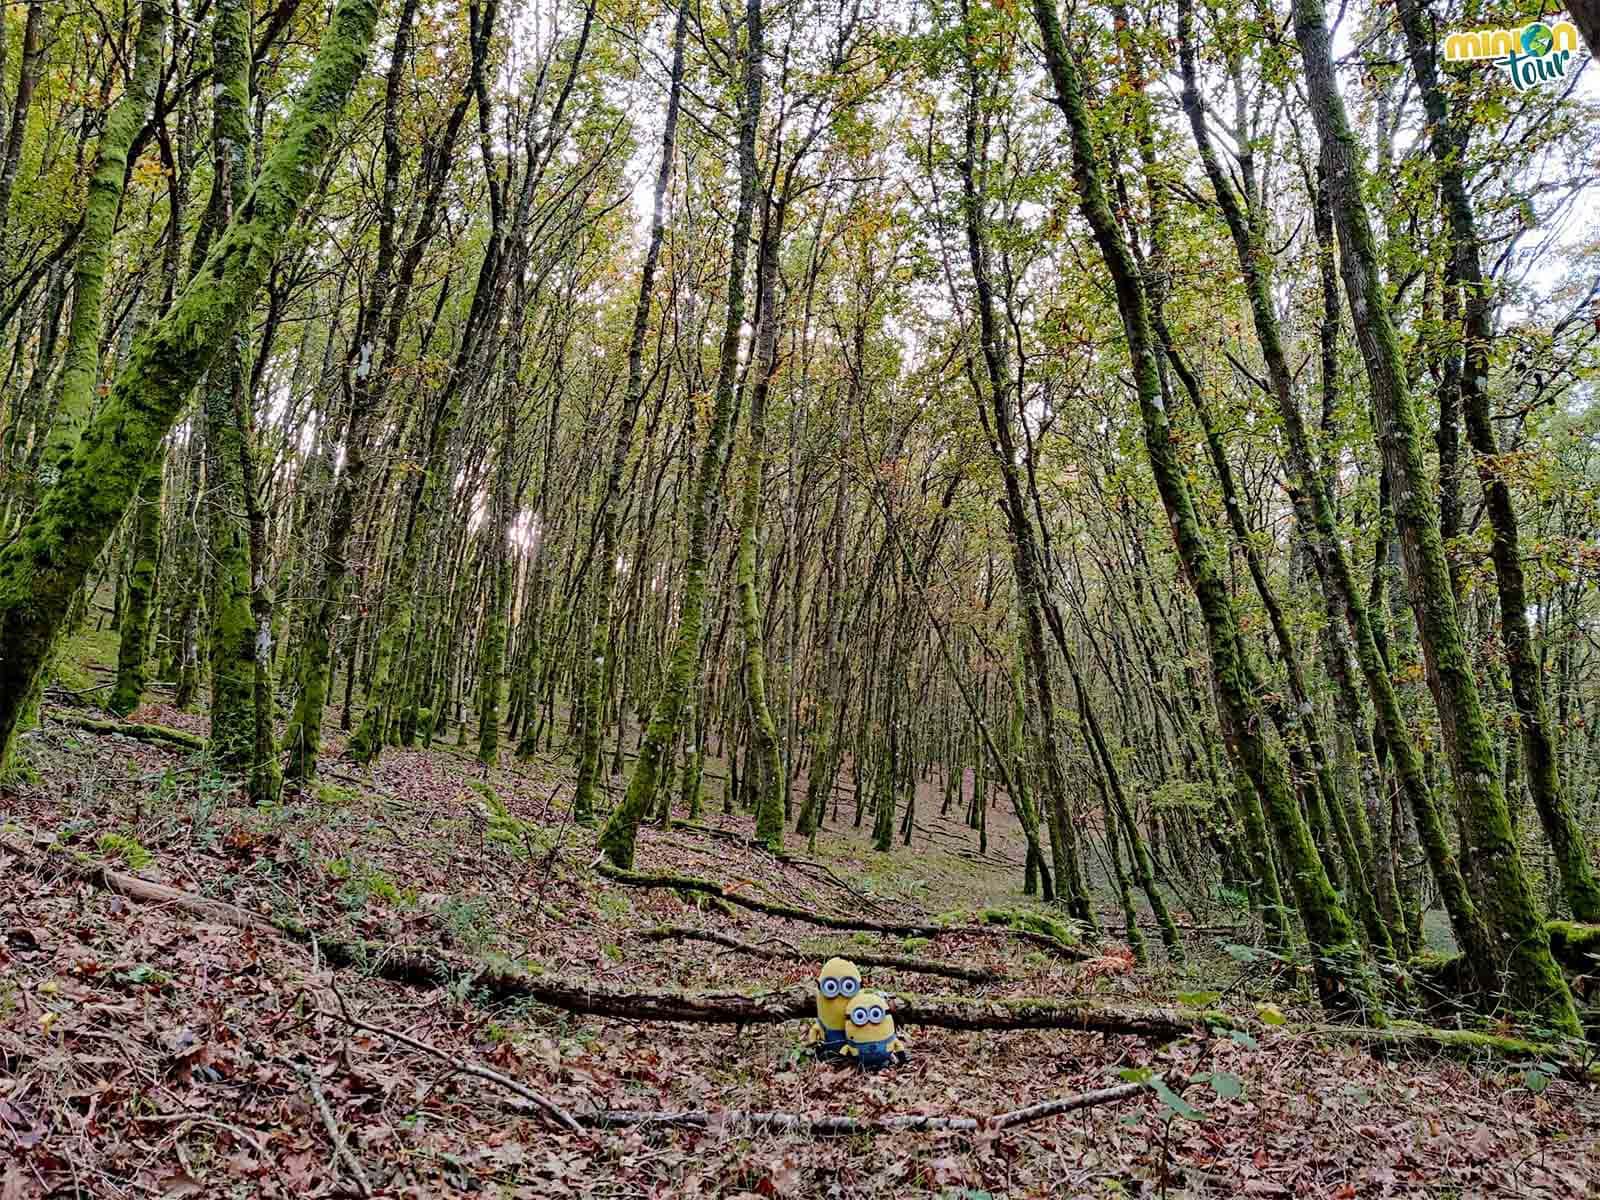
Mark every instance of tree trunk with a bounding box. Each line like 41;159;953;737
600;0;764;867
0;1;42;239
573;0;687;820
34;1;167;491
1034;0;1380;1022
1395;0;1600;925
201;0;259;774
1291;0;1577;1032
0;0;384;778
736;188;787;854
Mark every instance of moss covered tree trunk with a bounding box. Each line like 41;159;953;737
1070;659;1182;961
199;0;261;774
111;465;162;716
477;422;511;767
1034;0;1380;1022
1292;0;1577;1032
736;191;786;853
34;0;166;494
0;0;382;779
957;36;1092;929
599;0;763;868
0;1;42;241
572;0;687;821
1395;0;1600;925
283;0;460;783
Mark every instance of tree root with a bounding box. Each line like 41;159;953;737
45;709;206;751
575;1078;1159;1135
595;862;1088;959
638;924;1005;983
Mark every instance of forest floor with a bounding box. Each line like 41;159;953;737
3;660;1600;1197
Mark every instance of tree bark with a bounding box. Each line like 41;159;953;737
0;0;384;778
1033;0;1381;1023
1291;0;1578;1033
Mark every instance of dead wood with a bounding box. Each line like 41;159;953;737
595;862;1088;959
8;837;1586;1071
314;1006;580;1132
578;1078;1157;1135
638;924;1004;983
45;709;207;751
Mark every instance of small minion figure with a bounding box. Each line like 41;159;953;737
803;956;861;1056
840;990;908;1070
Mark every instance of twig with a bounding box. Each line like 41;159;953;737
578;1077;1157;1135
131;1113;268;1157
314;1006;582;1134
294;1061;373;1197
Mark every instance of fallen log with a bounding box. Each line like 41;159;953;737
8;837;1586;1071
596;862;1088;960
46;710;206;751
579;1078;1158;1135
663;820;905;918
1305;1022;1582;1063
638;924;1005;984
0;835;1212;1040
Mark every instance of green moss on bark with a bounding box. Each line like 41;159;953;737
1291;0;1578;1035
110;466;162;717
0;0;382;778
1033;0;1380;1023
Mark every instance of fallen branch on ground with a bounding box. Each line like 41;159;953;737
1305;1022;1589;1064
0;834;1211;1039
7;837;1585;1071
295;1060;373;1197
578;1078;1159;1135
638;924;1005;983
596;862;1087;960
45;710;206;751
664;820;906;918
313;1005;580;1132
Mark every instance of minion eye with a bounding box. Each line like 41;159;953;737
840;978;859;997
850;1006;869;1025
870;1005;885;1022
819;978;839;997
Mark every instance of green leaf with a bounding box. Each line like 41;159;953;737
1524;1069;1550;1095
1224;943;1257;963
1228;1029;1259;1050
1209;1071;1244;1099
1117;1066;1154;1084
1177;990;1221;1007
1255;1003;1287;1026
1149;1077;1205;1121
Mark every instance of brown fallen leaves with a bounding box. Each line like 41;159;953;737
1;718;1597;1197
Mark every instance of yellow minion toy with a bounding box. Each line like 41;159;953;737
803;957;861;1056
840;990;909;1069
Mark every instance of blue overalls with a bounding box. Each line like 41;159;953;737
849;1035;897;1068
814;1022;847;1057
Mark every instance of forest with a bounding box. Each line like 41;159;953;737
0;0;1598;1193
